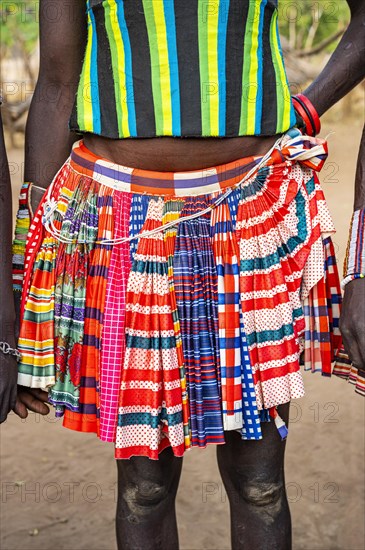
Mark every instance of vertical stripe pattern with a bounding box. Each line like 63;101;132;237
70;0;296;138
15;130;344;460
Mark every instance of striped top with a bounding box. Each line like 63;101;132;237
69;0;297;139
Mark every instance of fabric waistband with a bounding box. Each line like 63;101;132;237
68;128;328;197
69;140;271;197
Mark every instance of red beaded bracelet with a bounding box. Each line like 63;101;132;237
292;94;321;136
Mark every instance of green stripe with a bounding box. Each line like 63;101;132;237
18;364;55;377
23;311;54;323
246;323;294;346
119;410;182;428
126;334;176;350
76;58;86;131
133;259;168;275
49;390;79;408
270;11;285;132
104;3;124;136
198;1;210;135
239;0;257;135
142;0;164;135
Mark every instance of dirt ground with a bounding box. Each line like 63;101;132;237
1;112;364;550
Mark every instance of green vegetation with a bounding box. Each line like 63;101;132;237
1;1;39;81
278;0;350;53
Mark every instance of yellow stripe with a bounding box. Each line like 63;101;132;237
246;0;261;135
62;187;73;199
26;303;55;314
106;0;129;137
19;338;54;346
151;0;172;135
207;1;219;135
271;11;291;130
82;13;94;132
28;289;54;299
19;357;55;368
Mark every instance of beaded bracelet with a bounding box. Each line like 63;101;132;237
342;208;365;289
341;273;365;290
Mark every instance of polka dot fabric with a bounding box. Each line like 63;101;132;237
16;131;343;459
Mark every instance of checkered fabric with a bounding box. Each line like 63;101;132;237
15;130;344;459
211;201;262;439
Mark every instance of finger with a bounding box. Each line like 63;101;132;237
10;384;17;411
0;397;10;423
26;387;50;402
18;392;50;415
13;398;28;419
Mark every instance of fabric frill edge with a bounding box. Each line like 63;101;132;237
333;347;365;397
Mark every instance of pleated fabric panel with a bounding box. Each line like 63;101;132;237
173;197;224;447
115;199;185;459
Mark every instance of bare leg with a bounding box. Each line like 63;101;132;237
116;447;183;550
217;403;291;550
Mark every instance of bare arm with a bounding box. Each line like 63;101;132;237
304;0;365;117
0;110;18;422
353;125;365;211
303;1;365;371
25;0;87;188
339;126;365;371
5;0;87;421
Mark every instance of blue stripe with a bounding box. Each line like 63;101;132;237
88;7;101;134
305;176;316;195
116;0;137;137
163;0;181;136
218;0;229;136
255;0;267;134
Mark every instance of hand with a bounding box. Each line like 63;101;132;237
13;386;50;419
0;352;18;423
339;278;365;370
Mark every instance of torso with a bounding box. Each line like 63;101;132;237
77;0;291;171
83;134;278;171
72;0;296;165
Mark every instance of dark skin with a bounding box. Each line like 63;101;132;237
0;111;17;422
340;125;365;372
0;112;50;420
0;1;364;549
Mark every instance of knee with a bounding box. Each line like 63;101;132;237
135;480;168;507
240;481;283;507
120;480;169;517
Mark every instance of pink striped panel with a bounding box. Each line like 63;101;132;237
100;191;132;442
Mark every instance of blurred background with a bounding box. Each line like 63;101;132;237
1;1;364;549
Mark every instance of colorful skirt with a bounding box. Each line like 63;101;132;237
14;129;345;459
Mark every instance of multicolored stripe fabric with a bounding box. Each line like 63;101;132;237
332;209;364;396
16;129;343;459
303;236;342;375
69;0;296;138
12;182;32;292
173;197;224;447
333;349;365;397
343;208;365;277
